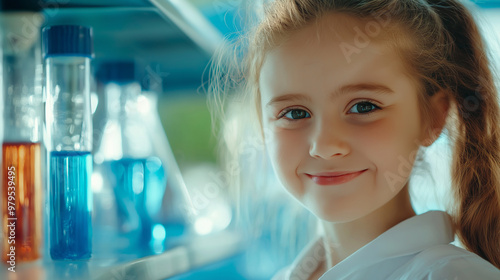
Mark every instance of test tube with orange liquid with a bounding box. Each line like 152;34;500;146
1;12;44;264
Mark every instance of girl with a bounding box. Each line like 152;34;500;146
209;0;500;279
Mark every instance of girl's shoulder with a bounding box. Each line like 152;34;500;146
392;243;500;279
271;244;500;280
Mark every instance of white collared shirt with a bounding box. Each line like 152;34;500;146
272;211;500;280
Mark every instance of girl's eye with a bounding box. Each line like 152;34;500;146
348;101;380;114
279;109;311;120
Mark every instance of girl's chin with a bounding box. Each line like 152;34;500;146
307;205;366;223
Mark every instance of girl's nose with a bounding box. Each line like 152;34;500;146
309;120;350;159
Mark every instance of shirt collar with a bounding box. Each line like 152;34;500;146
289;211;455;279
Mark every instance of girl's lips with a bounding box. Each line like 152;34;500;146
306;169;367;186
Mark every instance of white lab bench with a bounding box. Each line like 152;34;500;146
1;231;244;280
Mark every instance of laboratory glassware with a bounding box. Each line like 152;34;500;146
93;61;166;255
0;10;44;263
43;25;94;260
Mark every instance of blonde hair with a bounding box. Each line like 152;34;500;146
208;0;500;268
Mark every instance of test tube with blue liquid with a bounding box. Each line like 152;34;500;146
43;25;93;260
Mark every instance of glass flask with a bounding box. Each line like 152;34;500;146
93;61;167;255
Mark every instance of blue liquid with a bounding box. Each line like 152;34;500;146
104;157;166;250
50;151;92;260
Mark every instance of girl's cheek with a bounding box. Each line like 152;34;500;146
269;129;307;196
271;128;306;154
267;127;307;170
352;118;405;170
351;118;396;148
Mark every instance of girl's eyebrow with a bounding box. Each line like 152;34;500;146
265;93;311;107
334;83;394;98
265;83;394;107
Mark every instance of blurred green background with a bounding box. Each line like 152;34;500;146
158;92;217;170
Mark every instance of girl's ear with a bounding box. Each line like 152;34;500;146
421;90;450;147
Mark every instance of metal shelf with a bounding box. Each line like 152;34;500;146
33;0;226;93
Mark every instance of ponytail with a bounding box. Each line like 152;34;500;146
427;0;500;268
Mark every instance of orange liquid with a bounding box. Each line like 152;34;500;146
1;143;42;263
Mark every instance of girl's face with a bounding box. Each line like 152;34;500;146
259;14;427;222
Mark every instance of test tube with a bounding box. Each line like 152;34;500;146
0;11;44;263
43;25;94;260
